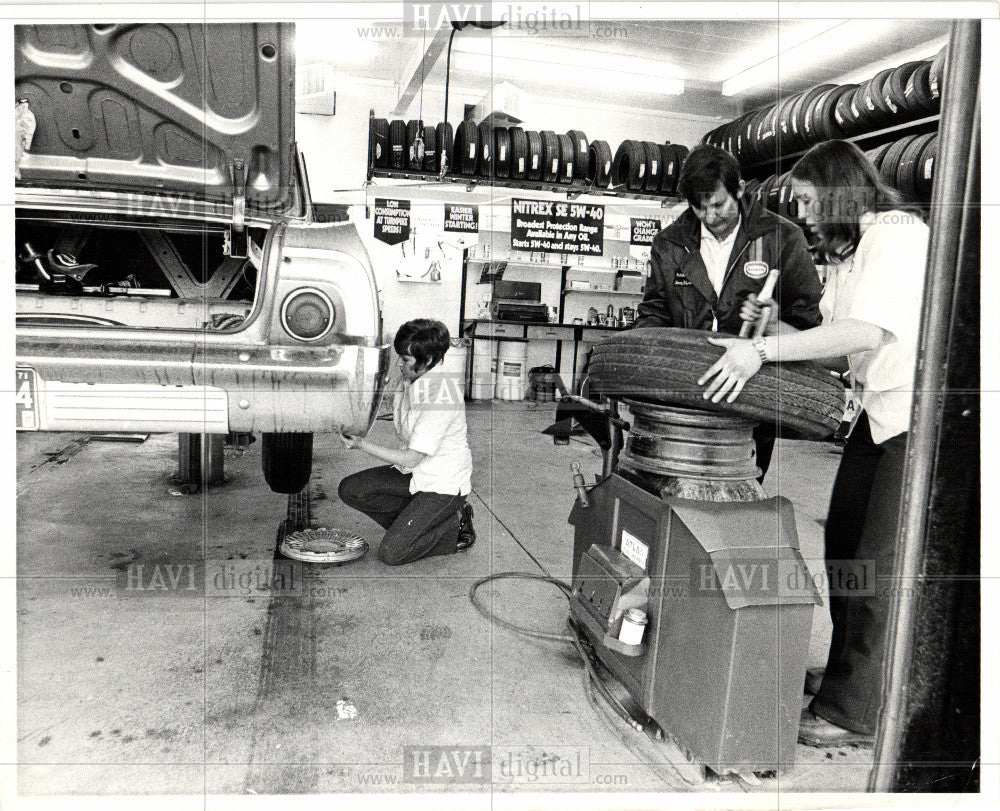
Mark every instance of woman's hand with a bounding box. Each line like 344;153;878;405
739;293;778;330
697;336;763;403
339;432;361;450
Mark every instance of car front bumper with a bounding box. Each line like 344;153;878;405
16;333;391;435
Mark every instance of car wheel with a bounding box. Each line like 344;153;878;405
588;329;844;440
261;432;314;494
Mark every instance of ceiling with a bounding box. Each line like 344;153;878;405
296;17;952;119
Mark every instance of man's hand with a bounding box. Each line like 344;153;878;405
339;432;361;450
698;336;763;403
740;293;778;329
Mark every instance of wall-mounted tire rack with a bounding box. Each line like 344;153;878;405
367;111;684;204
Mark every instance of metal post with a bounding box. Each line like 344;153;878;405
868;20;980;791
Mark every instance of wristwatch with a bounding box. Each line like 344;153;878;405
752;337;769;364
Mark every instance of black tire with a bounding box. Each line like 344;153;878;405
588;329;844;440
556;132;575;183
587;139;613;186
261;432;314;494
866;140;894;171
878;135;914;189
896;131;935;201
659;143;687;197
370;117;390;168
802;86;837;144
540;130;560;181
508;126;529;179
388;119;407;169
566;129;589;181
831;84;861;138
817;85;856;140
641;141;661;192
793;84;836;150
929;46;947;102
860;68;897;129
884;61;926;118
493;126;511;179
405;119;423;169
904;62;936;116
525;130;543;180
452;119;479;175
913;134;937;202
612;140;647;191
435;122;454;173
421;124;437;171
477;121;493;178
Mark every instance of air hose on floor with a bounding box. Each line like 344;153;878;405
468;571;644;731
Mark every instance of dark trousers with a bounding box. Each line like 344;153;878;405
811;412;908;734
338;465;464;566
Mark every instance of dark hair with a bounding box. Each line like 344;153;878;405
789;140;907;263
393;319;450;372
678;145;742;207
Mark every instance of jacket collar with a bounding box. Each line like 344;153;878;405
664;195;772;250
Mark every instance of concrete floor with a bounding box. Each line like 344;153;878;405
15;401;875;800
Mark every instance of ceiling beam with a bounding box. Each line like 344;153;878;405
392;26;452;117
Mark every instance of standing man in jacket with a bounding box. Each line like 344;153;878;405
635;145;823;478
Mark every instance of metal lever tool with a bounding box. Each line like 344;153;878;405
738;268;780;339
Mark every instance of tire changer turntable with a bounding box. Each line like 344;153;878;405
565;328;844;777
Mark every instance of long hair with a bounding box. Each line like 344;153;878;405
789;140;907;263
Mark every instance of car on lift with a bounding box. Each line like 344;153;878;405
14;22;390;493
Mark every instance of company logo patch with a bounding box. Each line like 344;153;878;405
743;261;768;280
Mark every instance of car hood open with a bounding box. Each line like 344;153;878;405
15;23;300;218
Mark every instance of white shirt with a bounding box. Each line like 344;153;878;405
392;370;473;496
699;217;742;295
827;210;929;443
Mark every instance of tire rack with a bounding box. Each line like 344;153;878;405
738;114;939;178
367;111;684;205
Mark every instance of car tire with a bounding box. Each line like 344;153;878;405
261;432;314;494
566;129;589;181
587;139;613;187
508;127;529;179
388;119;407;169
540;130;560;181
370;118;390;168
588;328;844;440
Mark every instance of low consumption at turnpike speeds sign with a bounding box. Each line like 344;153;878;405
510;198;604;256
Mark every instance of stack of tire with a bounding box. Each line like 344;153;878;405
369;118;690;197
701;47;946;166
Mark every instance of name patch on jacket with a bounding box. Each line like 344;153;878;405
743;260;768;280
674;270;694;287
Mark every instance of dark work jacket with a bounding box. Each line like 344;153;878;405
633;198;823;334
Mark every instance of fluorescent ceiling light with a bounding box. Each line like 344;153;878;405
721;19;897;96
454;39;684;95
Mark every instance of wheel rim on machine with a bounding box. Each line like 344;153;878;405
617;400;766;502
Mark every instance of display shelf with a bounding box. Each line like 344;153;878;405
564;288;643;296
368;166;682;205
740;115;940;174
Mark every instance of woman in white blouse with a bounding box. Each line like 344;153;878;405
698;139;930;747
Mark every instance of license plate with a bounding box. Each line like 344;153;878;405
16;367;39;430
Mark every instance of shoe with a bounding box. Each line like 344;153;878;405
456;502;476;552
797;708;874;748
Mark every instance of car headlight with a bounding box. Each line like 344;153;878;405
280;288;335;342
